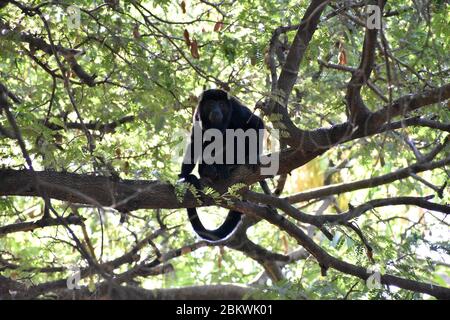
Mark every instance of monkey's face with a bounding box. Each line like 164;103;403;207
201;99;231;128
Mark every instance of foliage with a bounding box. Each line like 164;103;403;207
0;0;448;300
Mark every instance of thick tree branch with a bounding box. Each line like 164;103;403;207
370;83;450;129
267;0;329;146
346;0;386;124
277;0;329;101
0;154;448;213
56;283;255;300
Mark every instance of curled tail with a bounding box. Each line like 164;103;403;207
181;174;242;242
187;208;242;242
181;174;271;243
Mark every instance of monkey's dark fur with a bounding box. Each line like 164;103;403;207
179;89;265;242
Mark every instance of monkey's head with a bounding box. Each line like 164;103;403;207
197;89;232;130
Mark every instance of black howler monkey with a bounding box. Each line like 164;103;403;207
179;89;265;242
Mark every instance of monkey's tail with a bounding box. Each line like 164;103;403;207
182;175;271;242
187;208;242;242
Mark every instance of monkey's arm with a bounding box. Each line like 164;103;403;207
247;113;264;131
179;129;197;178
